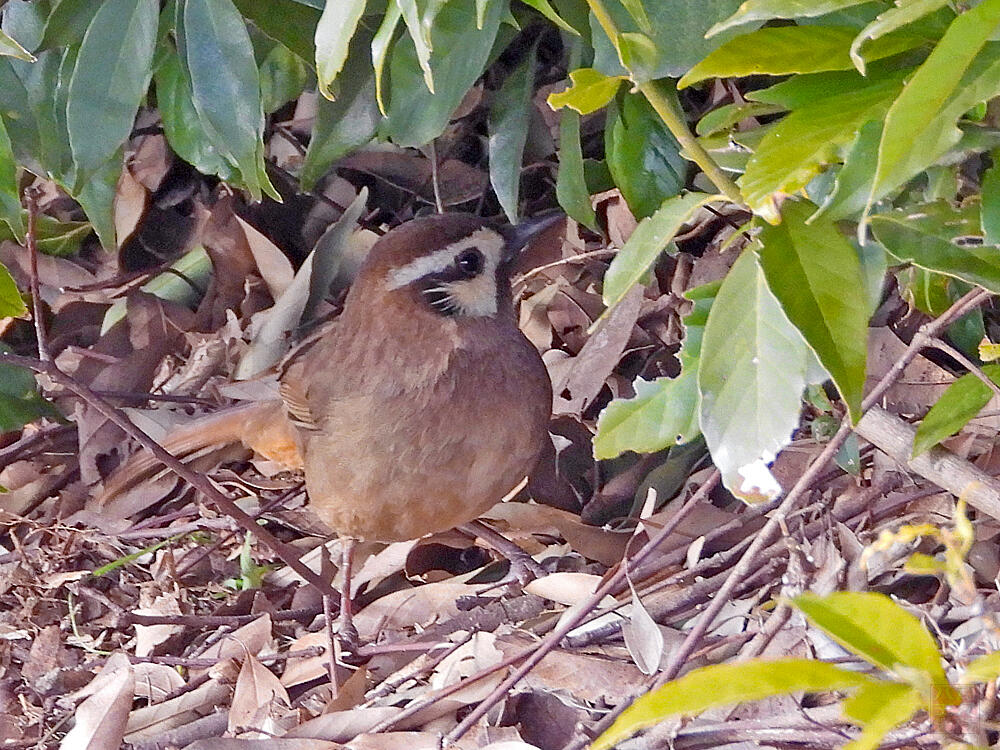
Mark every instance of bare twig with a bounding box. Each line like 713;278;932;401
24;186;49;362
0;351;341;601
930;338;1000;401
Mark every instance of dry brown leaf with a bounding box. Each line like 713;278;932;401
60;652;134;750
125;677;232;740
279;631;330;688
235;214;295;299
192;614;273;676
352;581;475;638
229;652;290;736
113;165;148;249
131;662;185;703
185;740;340;749
134;592;185;657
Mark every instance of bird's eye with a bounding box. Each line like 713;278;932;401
455;248;484;278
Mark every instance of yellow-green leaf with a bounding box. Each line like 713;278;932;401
547;68;625;115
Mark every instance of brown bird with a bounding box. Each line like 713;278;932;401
100;211;558;640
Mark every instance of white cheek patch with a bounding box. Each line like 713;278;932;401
385;228;506;318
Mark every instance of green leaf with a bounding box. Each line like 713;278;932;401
699;247;815;500
397;0;435;93
679;26;924;89
983;150;1000;245
518;0;579;34
314;0;366;100
812;119;882;223
556;107;597;233
959;651;1000;685
488;43;535;224
590;0;744;80
0;262;26;317
757;201;868;421
382;0;505;148
546;67;623;115
606;93;687;220
371;1;402;115
301;32;379;191
593;658;876;750
912;364;1000;457
792;592;950;687
842;682;922;750
741;75;902;222
695;100;784;137
181;0;275;200
0;115;25;242
0;28;36;61
868;1;1000;212
708;0;870;37
594;283;715;459
66;0;157;182
73;147;122;250
870;202;1000;293
850;0;948;75
37;0;101;51
231;0;320;63
603;192;722;310
154;50;236;181
0;345;59;433
260;43;311;113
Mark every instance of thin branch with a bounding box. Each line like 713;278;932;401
930;338;1000;402
24;186;49;362
0;351;341;602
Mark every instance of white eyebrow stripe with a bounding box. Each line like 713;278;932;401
385;228;503;290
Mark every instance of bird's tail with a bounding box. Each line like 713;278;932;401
96;400;303;504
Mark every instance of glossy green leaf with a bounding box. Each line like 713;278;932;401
983;150;1000;245
792;592;955;701
593;658;875;750
708;0;870;37
679;26;923;89
518;0;579;34
869;1;1000;212
155;50;236;181
604;192;721;309
260;43;311;113
0;116;24;242
556;109;597;233
232;0;320;63
757;201;868;421
842;682;922;750
590;0;744;80
606;93;687;220
301;32;379;191
73;146;122;250
0;28;35;61
0;262;26;318
489;44;535;224
870;202;1000;293
699;247;815;499
959;651;1000;685
314;0;366;99
850;0;948;74
382;0;505;147
37;0;100;51
741;75;901;222
547;68;623;115
182;0;275;200
912;364;1000;457
65;0;157;181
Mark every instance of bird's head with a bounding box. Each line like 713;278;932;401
353;212;562;320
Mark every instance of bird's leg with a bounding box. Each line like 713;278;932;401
461;519;547;586
336;536;360;650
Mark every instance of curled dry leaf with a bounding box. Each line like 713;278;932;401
60;652;134;750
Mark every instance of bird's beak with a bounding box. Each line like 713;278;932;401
500;210;565;261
